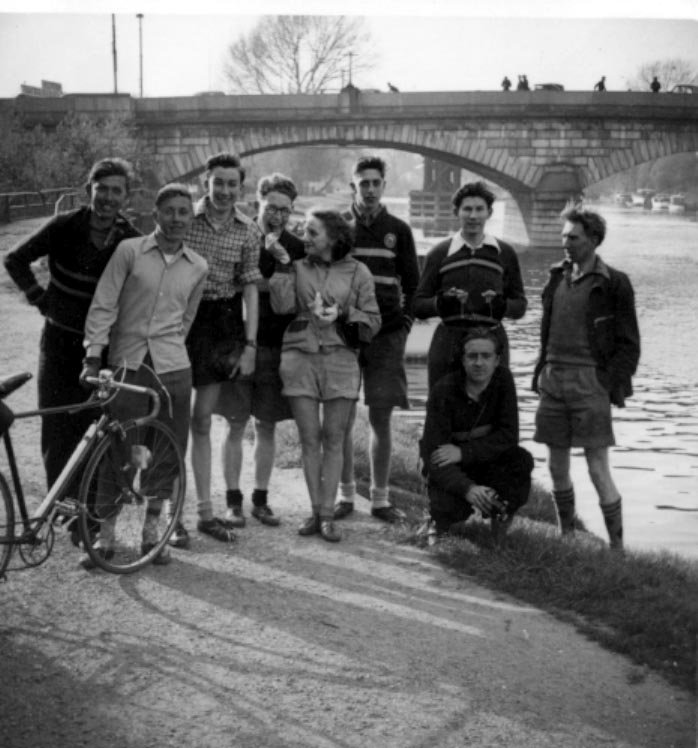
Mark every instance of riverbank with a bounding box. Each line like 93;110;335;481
0;217;695;744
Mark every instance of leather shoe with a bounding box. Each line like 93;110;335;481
141;543;172;565
79;545;114;570
333;501;354;520
371;505;406;524
320;520;341;543
298;515;320;536
251;504;281;526
224;505;246;528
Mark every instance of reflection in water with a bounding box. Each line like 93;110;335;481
401;204;698;559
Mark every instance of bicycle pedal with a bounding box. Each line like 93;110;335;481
54;498;81;517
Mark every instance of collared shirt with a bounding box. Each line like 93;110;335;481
447;233;501;256
352;202;383;227
185;197;262;300
84;233;208;373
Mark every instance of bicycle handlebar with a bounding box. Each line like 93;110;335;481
84;370;161;427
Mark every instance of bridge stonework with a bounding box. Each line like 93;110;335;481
6;91;698;247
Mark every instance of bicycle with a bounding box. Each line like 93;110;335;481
0;368;186;576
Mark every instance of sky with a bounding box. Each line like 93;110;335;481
0;1;697;99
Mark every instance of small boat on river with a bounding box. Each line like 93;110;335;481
651;194;670;211
668;194;686;214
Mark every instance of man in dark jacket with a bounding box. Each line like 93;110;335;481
532;207;640;550
334;156;421;523
421;327;533;538
4;158;139;488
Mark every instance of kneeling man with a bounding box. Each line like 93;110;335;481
420;327;533;537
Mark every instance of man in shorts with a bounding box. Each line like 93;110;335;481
532;207;640;550
176;153;262;546
334;156;421;523
214;173;305;527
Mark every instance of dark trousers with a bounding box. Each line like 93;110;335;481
428;446;533;532
37;321;96;489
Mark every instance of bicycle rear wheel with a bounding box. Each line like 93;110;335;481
78;419;185;574
0;472;14;578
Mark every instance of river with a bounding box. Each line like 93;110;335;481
394;200;698;560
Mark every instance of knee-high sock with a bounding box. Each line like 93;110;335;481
601;498;623;550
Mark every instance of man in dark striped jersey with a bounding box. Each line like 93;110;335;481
414;181;527;391
4;158;140;489
334;156;421;523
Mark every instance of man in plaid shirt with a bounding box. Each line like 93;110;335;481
171;152;262;547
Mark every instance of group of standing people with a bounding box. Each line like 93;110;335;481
4;150;640;565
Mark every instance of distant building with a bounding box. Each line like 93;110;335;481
20;80;63;97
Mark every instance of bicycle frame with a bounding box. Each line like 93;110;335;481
2;371;161;542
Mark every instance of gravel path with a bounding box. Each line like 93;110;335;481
0;455;692;748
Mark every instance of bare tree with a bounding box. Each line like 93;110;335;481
627;58;698;91
223;15;376;94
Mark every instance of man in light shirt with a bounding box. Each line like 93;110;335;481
81;183;208;567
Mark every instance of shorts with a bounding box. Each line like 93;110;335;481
534;363;615;448
361;327;409;409
280;347;360;401
186;298;245;388
213;345;292;423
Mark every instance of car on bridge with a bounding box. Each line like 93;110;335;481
535;83;565;91
671;85;698;95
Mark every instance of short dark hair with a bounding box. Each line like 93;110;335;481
462;326;502;355
154;183;192;208
307;208;354;261
257;173;298;202
353;156;387;178
205;152;246;184
561;207;607;246
451;181;495;213
87;158;133;189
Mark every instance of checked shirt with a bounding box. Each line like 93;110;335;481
186;197;262;300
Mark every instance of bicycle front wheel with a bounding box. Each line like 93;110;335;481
0;472;14;578
78;419;185;574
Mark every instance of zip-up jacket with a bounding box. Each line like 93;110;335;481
269;255;381;353
532;256;640;407
344;205;420;336
4;206;140;334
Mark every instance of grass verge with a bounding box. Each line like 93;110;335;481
274;407;697;693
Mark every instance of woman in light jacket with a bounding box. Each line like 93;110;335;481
269;209;381;542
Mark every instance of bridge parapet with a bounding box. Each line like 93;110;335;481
3;90;698;247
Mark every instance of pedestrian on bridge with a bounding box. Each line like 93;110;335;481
594;76;606;91
650;76;661;93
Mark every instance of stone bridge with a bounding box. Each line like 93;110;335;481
6;89;698;247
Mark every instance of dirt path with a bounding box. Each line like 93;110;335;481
0;453;693;748
0;220;693;747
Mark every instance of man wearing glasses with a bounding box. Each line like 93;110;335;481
213;173;305;528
